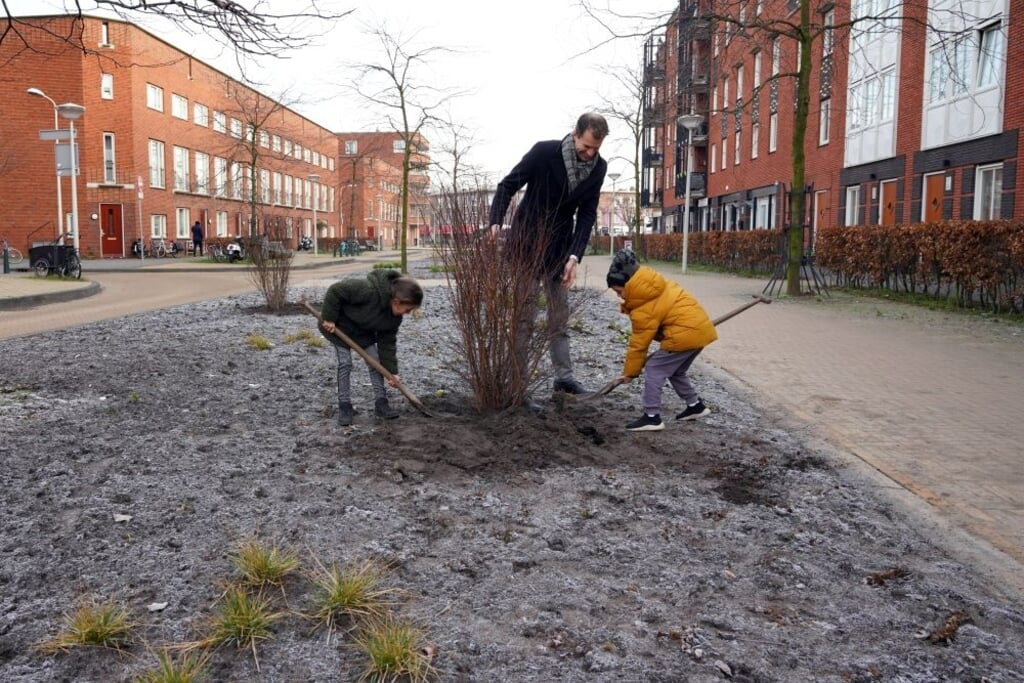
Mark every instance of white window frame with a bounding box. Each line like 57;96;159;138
171;93;188;120
230;118;242;139
344;140;358;155
259;130;270;148
194;151;209;195
146;83;163;111
172;146;189;192
975;163;1003;220
260;168;270;204
100;21;112;47
710;143;717;173
819;98;831;145
231;162;242;200
102;132;116;184
214;157;227;198
175;208;191;239
769;113;778;152
213;111;226;133
284;175;293;206
845;185;862;225
193;103;209;127
150;214;167;239
215;210;228;238
272;135;281;153
272;171;282;204
751;122;760;159
734;130;741;165
148;139;165;188
100;73;113;99
393;139;406;153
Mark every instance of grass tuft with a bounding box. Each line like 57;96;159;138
230;536;300;588
245;334;272;350
37;596;135;653
351;614;437;683
308;557;399;633
133;648;210;683
186;586;282;670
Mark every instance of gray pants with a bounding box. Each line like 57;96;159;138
516;277;573;384
335;343;387;406
642;347;703;415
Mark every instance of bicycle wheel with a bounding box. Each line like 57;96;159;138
6;247;23;264
155;244;167;258
32;258;50;277
62;256;82;279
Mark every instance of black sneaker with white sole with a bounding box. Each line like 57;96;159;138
676;400;711;421
625;413;664;431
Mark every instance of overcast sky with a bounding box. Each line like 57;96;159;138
13;1;673;186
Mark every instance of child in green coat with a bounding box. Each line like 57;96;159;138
320;270;423;425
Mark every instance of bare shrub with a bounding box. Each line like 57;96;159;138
435;190;590;412
247;217;294;312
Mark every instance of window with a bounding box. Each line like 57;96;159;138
272;171;282;204
213;111;226;133
151;214;167;239
172;146;189;191
823;9;835;55
721;139;728;169
148;139;165;188
303;148;311;163
194;103;209;127
751;123;760;159
102;133;116;183
100;21;111;46
194;151;209;195
100;73;113;99
215;211;228;238
769;113;778;152
284;139;293;156
978;22;1006;88
753;51;762;90
230;162;242;200
393;139;406;153
272;135;281;153
259;130;270;148
214;157;227;197
176;208;191;239
879;69;895;122
345;140;358;155
734;130;741;165
819;98;831;144
284;175;293;206
293;144;303;160
146;83;163;111
328;158;335;172
260;169;270;204
845;186;862;225
230;118;242;139
975;164;1003;220
313;151;320;166
171;93;188;119
710;143;717;173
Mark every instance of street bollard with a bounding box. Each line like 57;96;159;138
2;246;9;274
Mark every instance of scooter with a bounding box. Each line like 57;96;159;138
225;237;244;263
298;235;313;251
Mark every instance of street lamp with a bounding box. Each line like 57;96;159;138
27;88;64;242
607;171;620;255
308;173;320;256
57;102;86;253
678;111;703;274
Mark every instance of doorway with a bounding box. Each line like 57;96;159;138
880;180;897;226
99;203;124;257
923;172;945;222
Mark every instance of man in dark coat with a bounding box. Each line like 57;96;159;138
488;111;609;397
191;220;204;256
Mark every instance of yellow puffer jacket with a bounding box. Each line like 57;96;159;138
620;265;717;377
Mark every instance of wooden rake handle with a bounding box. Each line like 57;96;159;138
303;301;433;417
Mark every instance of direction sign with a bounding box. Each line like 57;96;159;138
39;129;75;141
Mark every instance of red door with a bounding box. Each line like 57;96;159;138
99;203;124;257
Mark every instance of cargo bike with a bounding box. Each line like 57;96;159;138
30;233;82;279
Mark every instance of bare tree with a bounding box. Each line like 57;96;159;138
598;62;647;251
348;24;465;273
1;2;352;64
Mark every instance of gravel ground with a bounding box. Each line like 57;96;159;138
1;266;1023;682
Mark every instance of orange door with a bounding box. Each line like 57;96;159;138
880;180;897;226
923;173;945;222
100;203;124;257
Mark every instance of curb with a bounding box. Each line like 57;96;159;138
0;280;102;311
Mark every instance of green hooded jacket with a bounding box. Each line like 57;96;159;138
320;269;404;374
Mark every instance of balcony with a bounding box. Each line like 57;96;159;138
674;172;707;199
642;147;664;167
642;103;665;126
644;62;666;85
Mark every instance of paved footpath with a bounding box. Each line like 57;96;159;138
4;251;1024;601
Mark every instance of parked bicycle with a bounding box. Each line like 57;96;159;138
209;243;226;262
2;237;24;265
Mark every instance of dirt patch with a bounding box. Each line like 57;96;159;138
1;270;1023;682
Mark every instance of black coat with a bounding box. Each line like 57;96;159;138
489;139;606;277
319;270;403;374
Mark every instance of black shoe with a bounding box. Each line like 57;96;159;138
676;400;711;421
553;379;589;395
338;402;356;426
626;413;664;432
374;398;400;420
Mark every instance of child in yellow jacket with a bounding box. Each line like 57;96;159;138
606;249;718;431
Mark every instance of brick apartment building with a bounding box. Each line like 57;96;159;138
642;0;1019;243
337;131;432;249
1;14;430;260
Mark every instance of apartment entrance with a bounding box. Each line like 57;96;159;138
923;173;945;222
880;180;897;226
99;203;125;257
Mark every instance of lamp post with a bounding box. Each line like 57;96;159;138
27;88;64;242
57;103;85;253
308;173;320;256
607;171;620;254
678;112;702;275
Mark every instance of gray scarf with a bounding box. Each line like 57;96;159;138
561;134;596;193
